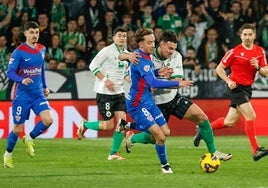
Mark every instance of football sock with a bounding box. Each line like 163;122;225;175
6;131;18;153
155;143;167;165
198;120;216;153
30;121;49;139
83;121;100;130
211;117;226;130
131;132;155;144
244;120;259;153
110;131;124;155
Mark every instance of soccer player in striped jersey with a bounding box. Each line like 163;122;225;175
3;21;53;168
76;27;139;160
194;23;268;161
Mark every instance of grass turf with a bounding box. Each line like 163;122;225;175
0;136;268;188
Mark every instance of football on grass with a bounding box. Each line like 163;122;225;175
199;153;220;173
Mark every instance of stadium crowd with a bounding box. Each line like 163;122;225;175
0;0;268;74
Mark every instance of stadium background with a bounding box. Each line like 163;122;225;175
0;0;268;138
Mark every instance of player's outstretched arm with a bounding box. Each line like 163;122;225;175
178;80;194;88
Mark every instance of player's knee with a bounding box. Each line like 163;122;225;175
156;135;166;145
43;117;53;127
164;129;170;136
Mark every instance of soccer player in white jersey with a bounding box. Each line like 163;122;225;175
119;30;232;161
76;27;139;160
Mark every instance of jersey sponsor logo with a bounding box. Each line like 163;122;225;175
23;67;42;75
143;65;150;72
8;58;14;64
25;58;31;61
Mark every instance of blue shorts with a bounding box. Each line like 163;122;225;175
12;97;51;124
127;102;167;133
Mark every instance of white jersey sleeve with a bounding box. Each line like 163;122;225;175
89;43;129;95
152;51;183;104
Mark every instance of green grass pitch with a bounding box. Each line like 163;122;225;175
0;136;268;188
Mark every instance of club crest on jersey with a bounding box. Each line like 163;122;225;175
240;52;244;57
143;65;150;72
9;58;14;64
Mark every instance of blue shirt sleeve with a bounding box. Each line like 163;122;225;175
143;73;179;88
7;50;24;83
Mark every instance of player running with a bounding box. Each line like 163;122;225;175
193;23;268;161
118;30;232;161
3;21;53;168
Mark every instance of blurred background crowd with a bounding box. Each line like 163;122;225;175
0;0;268;75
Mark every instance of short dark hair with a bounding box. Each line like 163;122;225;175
159;30;177;43
113;27;127;36
24;21;39;30
135;28;154;43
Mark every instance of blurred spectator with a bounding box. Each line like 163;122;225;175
77;14;88;37
178;24;201;57
6;25;22;52
136;3;155;29
23;0;38;21
221;11;241;49
50;0;67;32
229;0;245;32
95;9;117;44
89;39;107;61
157;2;184;35
206;0;225;37
182;45;198;69
17;11;29;35
153;25;163;46
63;47;78;69
256;11;268;55
61;17;86;57
196;27;226;68
86;29;103;60
126;35;137;52
0;0;15;33
252;0;267;21
47;33;64;62
132;0;150;26
185;46;197;59
79;0;104;32
37;12;51;48
75;58;87;70
153;0;173;19
183;1;214;40
57;61;68;72
120;14;137;32
0;34;11;70
240;0;257;25
47;58;58;70
35;0;52;14
103;0;121;24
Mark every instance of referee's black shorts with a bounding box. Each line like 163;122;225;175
227;85;252;108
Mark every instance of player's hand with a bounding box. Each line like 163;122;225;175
22;78;33;85
128;52;140;65
43;88;50;97
158;66;173;78
178;80;194;88
249;57;259;69
104;79;115;92
226;80;237;90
